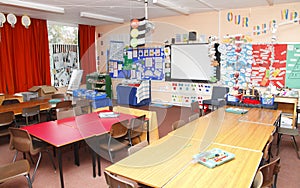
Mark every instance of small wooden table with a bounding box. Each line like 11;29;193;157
274;96;298;128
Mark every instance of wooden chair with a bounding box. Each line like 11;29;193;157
128;140;148;155
189;113;199;122
259;157;280;188
171;120;186;131
51;93;65;99
56;108;75;120
191;101;202;117
51;100;73;120
0;111;17;138
0;159;32;188
104;171;135;188
8;127;56;182
21;105;40;126
125;115;146;146
1;99;20;105
74;99;91;115
99;120;130;163
251;171;263;188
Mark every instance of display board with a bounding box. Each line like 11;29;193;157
170;44;215;82
286;44;300;89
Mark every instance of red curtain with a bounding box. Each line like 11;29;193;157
78;24;96;84
0;16;51;94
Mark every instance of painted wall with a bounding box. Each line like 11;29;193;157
95;2;300;104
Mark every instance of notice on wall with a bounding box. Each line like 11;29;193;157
286;44;300;89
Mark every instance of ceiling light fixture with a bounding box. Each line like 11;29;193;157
0;0;64;14
80;12;124;24
153;0;189;15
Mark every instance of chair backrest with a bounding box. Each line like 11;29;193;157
171;120;186;131
8;127;33;153
0;159;31;186
1;99;20;105
22;105;40;117
259;157;280;187
104;171;134;188
189;113;199;122
211;86;229;100
56;108;75;120
262;135;274;162
252;171;263;188
191;101;201;117
56;100;72;109
51;93;65;99
0;111;15;126
128;140;148;155
110;120;129;139
130;115;146;132
75;99;91;115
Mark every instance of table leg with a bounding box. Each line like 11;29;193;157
97;155;101;176
74;142;80;166
146;120;150;144
91;150;96;178
57;149;64;188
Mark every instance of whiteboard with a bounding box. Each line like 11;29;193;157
171;44;214;81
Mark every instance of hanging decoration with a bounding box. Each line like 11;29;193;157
7;13;17;28
21;15;31;29
0;12;6;27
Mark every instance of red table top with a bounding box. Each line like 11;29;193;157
23;111;136;147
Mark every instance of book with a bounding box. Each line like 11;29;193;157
98;112;120;118
225;107;248;114
193;148;235;168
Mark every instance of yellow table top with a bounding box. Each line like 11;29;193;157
105;107;281;188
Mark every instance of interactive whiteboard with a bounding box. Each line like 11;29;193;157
171;44;214;82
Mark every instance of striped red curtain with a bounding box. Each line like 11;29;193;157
0;16;51;94
78;24;96;84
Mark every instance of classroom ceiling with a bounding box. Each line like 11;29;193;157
0;0;299;26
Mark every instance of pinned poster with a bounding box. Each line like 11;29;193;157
286;44;300;89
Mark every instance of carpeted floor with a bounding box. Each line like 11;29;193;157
0;105;299;188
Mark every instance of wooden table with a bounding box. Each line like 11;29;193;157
0;98;53;115
105;107;281;188
0;94;23;105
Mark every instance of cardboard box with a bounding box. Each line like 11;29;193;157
28;85;57;97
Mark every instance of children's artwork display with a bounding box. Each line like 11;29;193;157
220;44;252;89
251;44;287;88
286;44;300;89
109;47;165;80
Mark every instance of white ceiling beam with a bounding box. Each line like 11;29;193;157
153;0;190;15
195;0;220;11
0;0;64;14
80;12;124;24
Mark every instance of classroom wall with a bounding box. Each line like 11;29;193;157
95;2;300;105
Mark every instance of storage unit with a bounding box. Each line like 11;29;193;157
86;73;112;98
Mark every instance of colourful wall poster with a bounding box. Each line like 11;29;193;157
251;44;287;88
286;44;300;89
220;44;252;89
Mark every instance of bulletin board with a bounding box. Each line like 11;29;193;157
251;44;287;88
286;44;300;89
220;44;252;88
109;47;165;80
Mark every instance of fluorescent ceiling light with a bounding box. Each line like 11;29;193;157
153;0;189;15
0;0;64;14
80;12;124;24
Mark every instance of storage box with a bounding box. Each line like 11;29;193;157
86;90;107;100
28;85;57;97
226;95;239;102
260;97;274;106
72;89;87;98
22;92;38;101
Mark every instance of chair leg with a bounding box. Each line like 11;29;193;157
276;134;282;156
46;150;57;170
13;151;18;162
291;136;300;159
108;151;113;163
31;152;42;182
25;174;33;188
